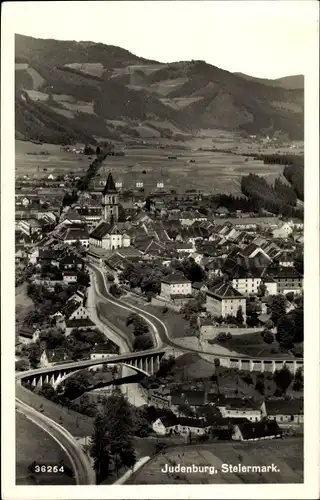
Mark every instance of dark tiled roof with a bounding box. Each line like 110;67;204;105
265;399;303;416
207;281;243;299
90;222;112;239
102;173;117;194
161;272;191;284
236;421;282;440
65;318;95;328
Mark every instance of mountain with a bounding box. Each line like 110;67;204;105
15;34;304;144
235;72;304;90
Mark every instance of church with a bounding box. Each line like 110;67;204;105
89;172;131;250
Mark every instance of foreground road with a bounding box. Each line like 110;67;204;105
16;398;96;485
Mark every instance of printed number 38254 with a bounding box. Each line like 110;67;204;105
34;465;65;473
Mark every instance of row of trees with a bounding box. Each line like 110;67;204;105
283;162;304;201
241;173;303;219
126;313;154;351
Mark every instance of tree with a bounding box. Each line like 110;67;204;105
157;355;175;378
276;314;296;348
177;403;195;417
181;299;202;320
77;270;90;287
93;392;136;477
255;379;265;395
27;343;41;368
109;284;122;297
236;306;244;325
261;329;274;344
270;295;287;324
132;316;149;336
90;413;111;483
274;366;293;394
292;308;303;343
39;328;65;349
293;367;304;391
133;333;153;351
257;282;267;298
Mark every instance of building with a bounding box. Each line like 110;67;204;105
272;222;293;239
102;172;119;222
232;421;282;441
57;225;90;248
89;222;130;250
152;415;210;436
261;399;303;425
160;273;192;301
40;348;70;367
62;270;78;283
206;282;246;320
217;399;262;422
268;267;303;294
90;344;118;360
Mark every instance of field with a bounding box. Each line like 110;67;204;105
16;135;297;194
212;332;303;359
15;140;92;178
16;412;76;485
129;438;303;484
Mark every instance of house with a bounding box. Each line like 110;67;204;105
267;267;303;294
231;266;263;296
89;222;130;250
232;421;282;441
56;301;93;334
59;255;84;270
62;270;78;283
160;273;192;301
152;414;178;435
261;399;303;425
90;344;118;360
176;242;195;254
19;219;43;236
206;282;246;321
58;225;90;248
40;348;70;367
59;210;85;227
152;415;210;436
65;317;95;335
67;290;85;305
217;399;262;422
18;326;41;344
272;222;293;239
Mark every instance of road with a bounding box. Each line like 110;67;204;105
87;267;149;407
89;262;299;362
16;398;95;485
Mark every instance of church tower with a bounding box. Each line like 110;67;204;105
102;172;119;223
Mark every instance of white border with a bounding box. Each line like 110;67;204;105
1;2;319;499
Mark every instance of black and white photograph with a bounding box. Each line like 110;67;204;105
1;1;319;499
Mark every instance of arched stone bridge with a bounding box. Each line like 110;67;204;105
16;348;166;390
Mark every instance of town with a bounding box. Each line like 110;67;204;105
15;144;304;485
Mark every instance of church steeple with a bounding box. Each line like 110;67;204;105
103;172;117;195
102;172;118;222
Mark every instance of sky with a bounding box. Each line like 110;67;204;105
4;1;319;78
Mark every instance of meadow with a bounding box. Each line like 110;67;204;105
16;137;292;195
129;438;303;484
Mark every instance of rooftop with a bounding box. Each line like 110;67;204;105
102;172;117;195
161;272;191;284
207;281;243;299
